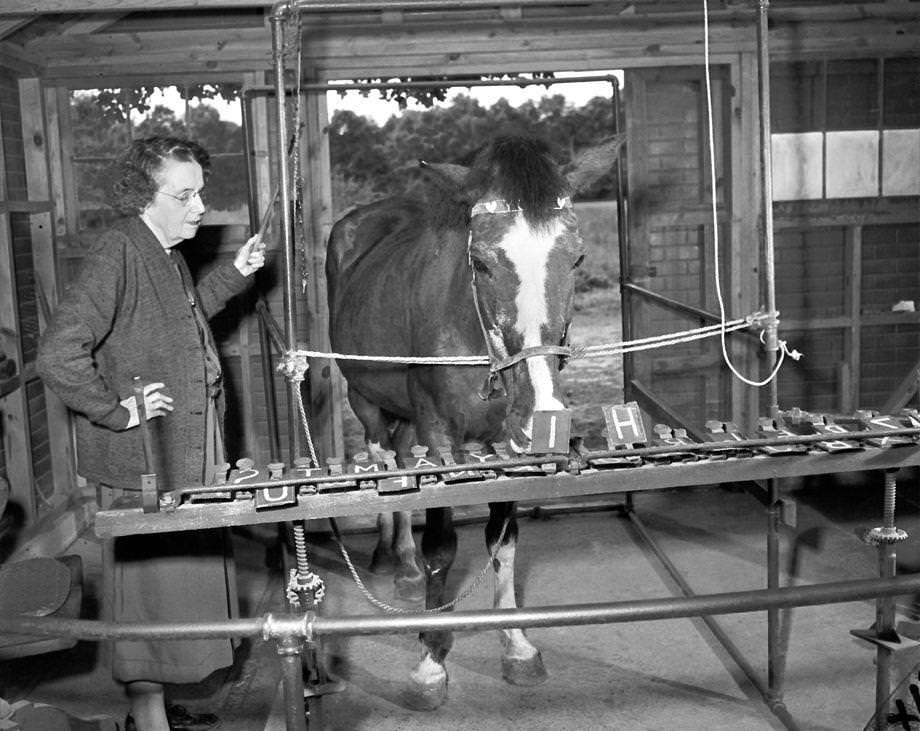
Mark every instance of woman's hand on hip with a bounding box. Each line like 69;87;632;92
121;382;173;429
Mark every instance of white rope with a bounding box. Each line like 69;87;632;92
701;0;801;387
285;313;764;367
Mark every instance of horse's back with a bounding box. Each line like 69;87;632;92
326;197;423;293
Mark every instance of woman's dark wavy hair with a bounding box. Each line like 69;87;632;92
109;136;211;214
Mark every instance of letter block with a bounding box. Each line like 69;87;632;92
350;451;384;489
290;456;322;496
403;445;440;486
376;449;418;494
648;424;699;463
437;446;485;484
319;456;356;492
855;410;918;447
703;420;753;459
256;461;298;510
810;417;862;453
601;402;647;448
530;410;571;454
462;441;499;479
756;417;808;456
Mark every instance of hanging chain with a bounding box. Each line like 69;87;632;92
291;6;309;295
329;515;511;615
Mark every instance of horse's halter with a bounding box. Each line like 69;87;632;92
467;196;575;400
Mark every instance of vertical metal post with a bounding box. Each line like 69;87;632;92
873;470;902;729
766;478;783;703
271;2;302;463
613;76;633;403
276;633;308;731
756;0;780;415
242;92;283;463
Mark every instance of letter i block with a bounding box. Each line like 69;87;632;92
530;410;572;455
256;461;298;510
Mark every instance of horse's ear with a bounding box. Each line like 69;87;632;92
563;134;626;195
418;161;470;194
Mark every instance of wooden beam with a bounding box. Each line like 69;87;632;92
59;13;128;35
21;78;78;501
2;0;918;21
0;16;32;40
0;0;272;15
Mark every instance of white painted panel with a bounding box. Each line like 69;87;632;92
882;128;920;197
771;132;823;201
826;130;878;198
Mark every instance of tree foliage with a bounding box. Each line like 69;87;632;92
328;92;619;214
72;84;619;221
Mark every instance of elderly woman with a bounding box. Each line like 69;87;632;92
37;136;265;731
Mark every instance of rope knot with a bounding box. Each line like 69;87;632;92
746;309;779;331
277;350;309;383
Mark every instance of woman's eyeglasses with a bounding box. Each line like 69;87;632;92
156;189;205;207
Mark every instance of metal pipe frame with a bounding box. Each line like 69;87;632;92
4;573;920;644
256;5;895;731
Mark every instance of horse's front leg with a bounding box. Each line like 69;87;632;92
488;501;548;686
407;505;457;710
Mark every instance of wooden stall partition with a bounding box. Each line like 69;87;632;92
301;86;344;465
729;51;763;429
20;78;77;512
0;66;34;525
623;62;757;437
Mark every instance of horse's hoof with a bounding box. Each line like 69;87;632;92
502;652;548;687
394;575;425;603
404;676;448;711
394;562;426;602
369;547;396;575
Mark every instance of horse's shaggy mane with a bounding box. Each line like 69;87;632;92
467;136;569;226
423;135;569;231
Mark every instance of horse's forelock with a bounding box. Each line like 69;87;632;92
486;137;567;225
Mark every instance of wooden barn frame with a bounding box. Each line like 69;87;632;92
1;0;917;556
0;2;918;729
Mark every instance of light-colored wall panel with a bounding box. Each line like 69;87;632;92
882;129;920;197
772;132;823;201
826;130;878;199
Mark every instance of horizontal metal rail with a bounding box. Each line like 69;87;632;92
4;573;920;642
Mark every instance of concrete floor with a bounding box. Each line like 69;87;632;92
3;474;920;731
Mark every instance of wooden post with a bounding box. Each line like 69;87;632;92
21;77;76;499
0;88;35;521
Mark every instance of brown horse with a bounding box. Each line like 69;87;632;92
326;134;621;709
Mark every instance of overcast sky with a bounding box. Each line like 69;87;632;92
144;70;623;127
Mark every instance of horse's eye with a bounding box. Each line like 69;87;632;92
472;258;490;276
573;254;585;269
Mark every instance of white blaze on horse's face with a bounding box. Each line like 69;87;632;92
469;200;583;449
